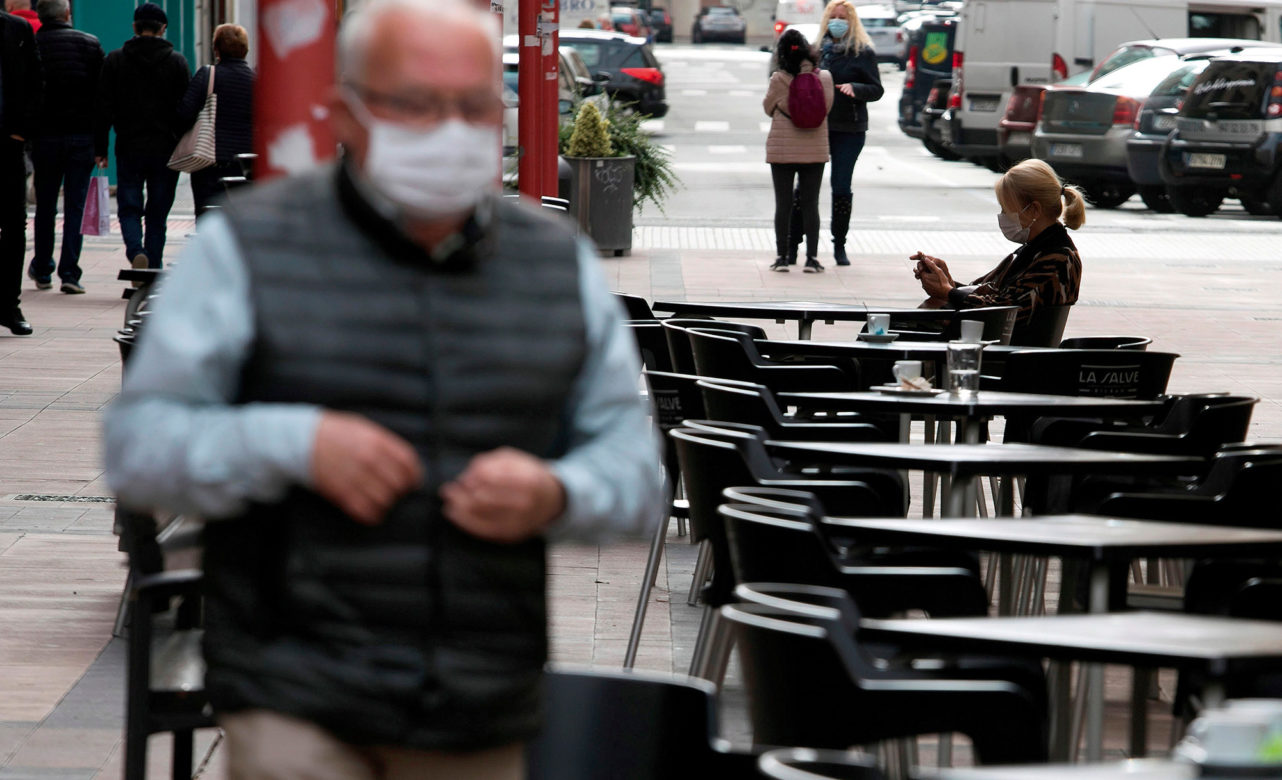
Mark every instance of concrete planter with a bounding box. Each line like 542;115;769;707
566;155;635;256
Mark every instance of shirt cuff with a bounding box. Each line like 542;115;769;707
948;285;977;308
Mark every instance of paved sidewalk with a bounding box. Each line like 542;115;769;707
0;201;1275;776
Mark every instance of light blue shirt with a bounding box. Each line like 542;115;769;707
103;211;665;542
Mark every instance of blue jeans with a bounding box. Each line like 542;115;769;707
829;130;867;197
115;153;179;268
29;134;95;284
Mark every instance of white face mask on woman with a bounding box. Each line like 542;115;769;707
997;202;1034;244
345;92;500;221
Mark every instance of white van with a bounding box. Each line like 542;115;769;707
945;0;1282;166
944;0;1059;167
773;0;826;43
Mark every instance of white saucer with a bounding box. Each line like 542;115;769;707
857;333;899;344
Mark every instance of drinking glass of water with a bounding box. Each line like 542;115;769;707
947;342;982;398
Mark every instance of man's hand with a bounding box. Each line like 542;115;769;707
838;83;856;98
310;411;423;525
94;156;108;169
440;447;567;544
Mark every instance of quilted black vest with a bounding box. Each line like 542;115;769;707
201;165;586;751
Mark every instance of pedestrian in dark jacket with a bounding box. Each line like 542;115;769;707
94;2;189;271
0;8;41;335
815;0;882;266
28;0;103;294
177;23;254;216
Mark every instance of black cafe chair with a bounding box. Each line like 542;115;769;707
671;425;903;681
624;320;675;374
887;306;1016;345
994;349;1177;400
526;668;759;779
758;748;885;780
663;318;768;376
1060;335;1152;351
613;291;659;321
697;379;895;443
1012;304;1072;348
687;327;856;393
723;586;1049;765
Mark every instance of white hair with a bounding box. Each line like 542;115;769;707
338;0;500;82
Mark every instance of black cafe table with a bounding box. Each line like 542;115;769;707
777;390;1166;444
650;300;1016;340
861;612;1282;763
924;758;1195;779
827;515;1282;759
766;441;1201;518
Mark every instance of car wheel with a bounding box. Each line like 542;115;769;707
1167;185;1223;217
923;138;961;161
1239;194;1272;216
1083;182;1134;209
1137;185;1173;214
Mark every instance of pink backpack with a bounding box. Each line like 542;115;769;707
786;71;827;129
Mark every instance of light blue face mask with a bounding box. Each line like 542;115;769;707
827;19;849;38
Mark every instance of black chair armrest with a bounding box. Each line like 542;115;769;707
835;566;988;617
1077;430;1194;455
1093;492;1213;522
132;569;203;604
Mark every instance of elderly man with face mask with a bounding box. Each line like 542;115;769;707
102;0;664;776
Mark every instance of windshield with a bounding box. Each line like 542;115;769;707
1091;45;1169;83
1151;60;1210;98
1091;56;1184;95
1181;60;1273;119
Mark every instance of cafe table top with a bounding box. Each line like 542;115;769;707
823;514;1282;564
858;612;1282;673
777;390;1167;420
651;300;894;320
765;441;1203;479
923;759;1197;779
759;338;1044;361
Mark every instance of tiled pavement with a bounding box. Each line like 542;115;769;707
0;202;1277;777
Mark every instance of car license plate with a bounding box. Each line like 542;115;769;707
1187;152;1227;169
1050;143;1083;159
969;97;1000;112
1006;131;1030;147
1153;115;1176;131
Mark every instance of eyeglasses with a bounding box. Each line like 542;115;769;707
344;83;503;125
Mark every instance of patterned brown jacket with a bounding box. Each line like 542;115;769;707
947;222;1081;332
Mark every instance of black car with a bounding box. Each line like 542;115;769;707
560;30;669;118
897;18;956;141
650;7;674;43
1125;59;1212;213
920;77;959;160
1162;48;1282;217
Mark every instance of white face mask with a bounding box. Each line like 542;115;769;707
346;94;500;221
997;202;1033;244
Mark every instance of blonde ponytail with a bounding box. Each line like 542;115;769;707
1061;184;1086;230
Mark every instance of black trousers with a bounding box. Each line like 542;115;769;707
0;136;27;311
771;162;824;260
190;160;244;217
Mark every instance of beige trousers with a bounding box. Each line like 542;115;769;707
221;710;526;780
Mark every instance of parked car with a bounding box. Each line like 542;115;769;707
650;7;674;42
857;4;902;64
559;29;669;118
1090;37;1273;83
1125;59;1213;212
612;6;653;41
997;72;1088;167
772;0;825;47
1163;48;1282;217
693;6;747;44
1033;55;1193;208
895;8;957;68
920;77;960;159
898;17;957;140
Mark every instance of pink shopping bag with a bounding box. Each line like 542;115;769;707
79;173;110;236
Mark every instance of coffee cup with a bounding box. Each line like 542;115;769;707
892;360;922;384
959;319;985;343
867;314;889;336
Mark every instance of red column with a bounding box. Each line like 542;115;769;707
541;0;559;198
518;0;559;200
253;0;337;182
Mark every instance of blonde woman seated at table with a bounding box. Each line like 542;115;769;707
912;159;1084;344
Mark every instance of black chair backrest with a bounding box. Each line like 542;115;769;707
1159;394;1257;453
999;349;1178;399
526;668;726;780
720;503;845;589
1012;304;1072;347
759;748;885;780
624;320;674;373
613;292;656;320
1059;335;1152;351
662;319;767;376
889;306;1015;344
687;327;762;382
722;486;825;517
699;378;786;431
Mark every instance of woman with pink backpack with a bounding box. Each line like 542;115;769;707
764;28;833;273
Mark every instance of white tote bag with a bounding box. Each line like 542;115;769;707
168;66;218;172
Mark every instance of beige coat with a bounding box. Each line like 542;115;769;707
763;63;835;164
